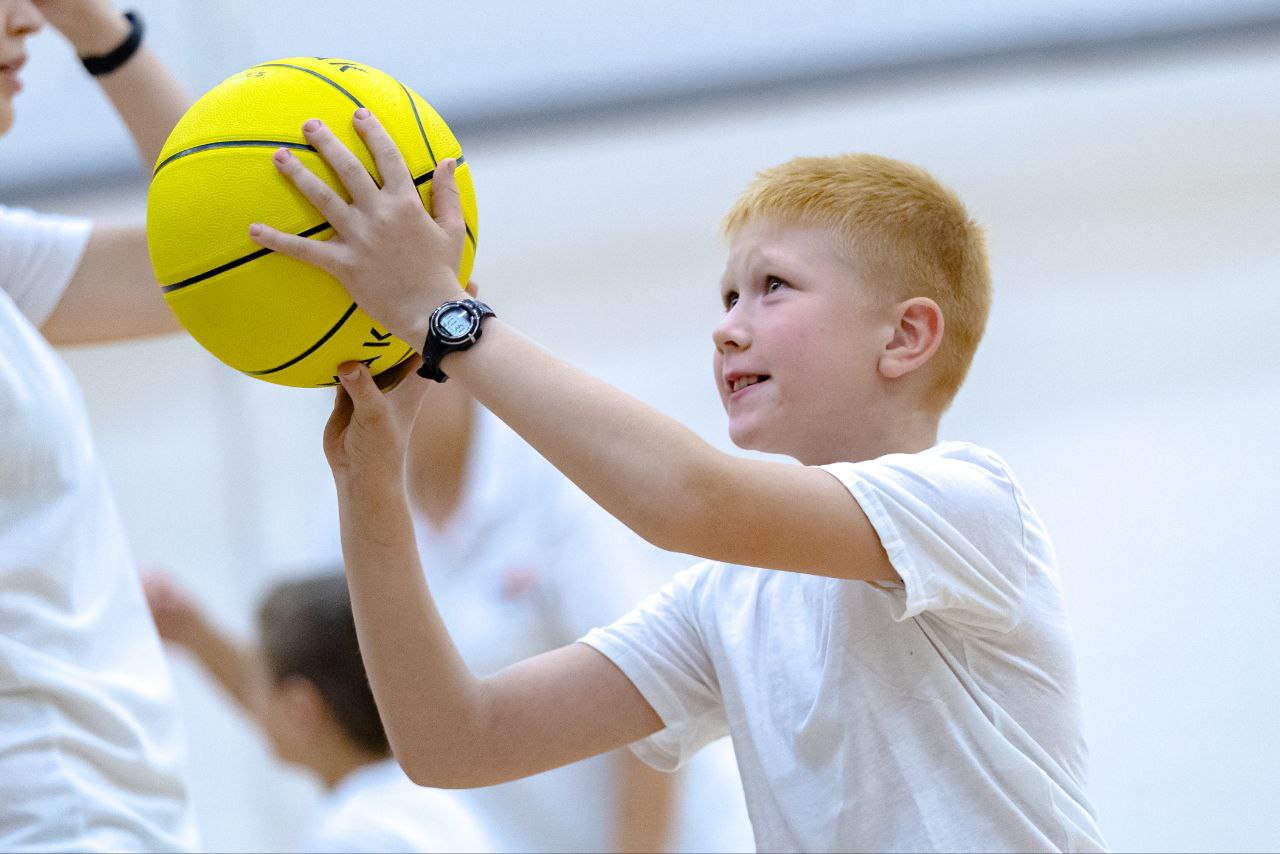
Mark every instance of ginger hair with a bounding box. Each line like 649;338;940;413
724;154;992;409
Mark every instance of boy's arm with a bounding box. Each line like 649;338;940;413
327;361;664;787
250;114;898;584
38;1;189;345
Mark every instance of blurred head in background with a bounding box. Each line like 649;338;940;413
255;573;391;784
0;0;43;137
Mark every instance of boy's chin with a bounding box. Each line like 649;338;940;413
728;422;786;456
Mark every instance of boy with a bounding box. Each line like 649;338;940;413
145;571;493;853
248;112;1107;851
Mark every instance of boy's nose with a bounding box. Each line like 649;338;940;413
712;311;750;352
5;1;44;36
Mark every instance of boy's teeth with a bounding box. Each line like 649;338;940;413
733;376;760;392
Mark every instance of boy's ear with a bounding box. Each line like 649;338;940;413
280;675;330;731
878;297;944;380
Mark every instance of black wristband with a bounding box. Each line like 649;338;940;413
80;11;144;77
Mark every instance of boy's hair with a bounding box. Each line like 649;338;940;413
257;572;389;755
723;153;992;410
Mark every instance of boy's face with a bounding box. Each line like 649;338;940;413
0;0;43;137
714;217;891;464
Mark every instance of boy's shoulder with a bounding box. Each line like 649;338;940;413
826;441;1027;525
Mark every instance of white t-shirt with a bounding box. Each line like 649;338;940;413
582;442;1107;853
0;206;198;852
407;411;753;853
304;758;493;853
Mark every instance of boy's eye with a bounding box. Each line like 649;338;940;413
766;276;786;293
723;291;739;310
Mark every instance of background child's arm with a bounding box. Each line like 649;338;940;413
327;362;664;787
141;571;257;715
37;0;190;345
253;115;898;585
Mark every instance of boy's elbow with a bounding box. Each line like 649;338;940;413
389;703;508;788
396;747;508;790
395;747;479;789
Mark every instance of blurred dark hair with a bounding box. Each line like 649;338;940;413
257;572;388;755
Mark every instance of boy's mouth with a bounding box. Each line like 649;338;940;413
0;57;25;92
729;374;770;394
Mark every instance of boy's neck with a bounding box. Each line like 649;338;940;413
797;406;941;466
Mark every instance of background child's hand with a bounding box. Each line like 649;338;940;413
324;355;428;486
140;569;206;649
248;111;467;347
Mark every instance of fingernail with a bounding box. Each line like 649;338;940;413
446;158;457;174
354;107;370;120
248;223;262;236
303;119;321;133
339;363;357;378
273;148;292;163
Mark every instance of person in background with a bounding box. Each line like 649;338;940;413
0;1;197;849
146;571;494;854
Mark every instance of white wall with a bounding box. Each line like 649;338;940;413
11;8;1280;853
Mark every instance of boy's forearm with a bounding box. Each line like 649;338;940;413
438;320;726;556
335;475;487;783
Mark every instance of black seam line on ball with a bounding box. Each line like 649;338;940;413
153;141;314;177
247;302;360;376
159;221;333;293
158;159;471;294
411;156;475;247
255;63;365;108
400;82;437;166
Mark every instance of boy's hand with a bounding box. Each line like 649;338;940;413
324;355;429;487
248;111;467;347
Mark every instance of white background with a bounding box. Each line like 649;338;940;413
4;2;1280;851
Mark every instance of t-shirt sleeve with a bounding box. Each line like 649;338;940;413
0;205;92;327
579;563;728;772
822;448;1029;635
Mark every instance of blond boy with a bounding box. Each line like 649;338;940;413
249;111;1107;852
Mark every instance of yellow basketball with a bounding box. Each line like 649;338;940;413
146;57;477;388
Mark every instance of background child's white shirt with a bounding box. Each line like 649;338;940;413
0;206;199;852
582;442;1107;853
303;758;493;853
404;409;754;853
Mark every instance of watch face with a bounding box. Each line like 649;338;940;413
438;306;473;340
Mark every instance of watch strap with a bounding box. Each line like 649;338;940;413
81;11;145;77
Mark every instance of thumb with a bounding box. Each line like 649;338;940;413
431;157;465;240
336;361;387;416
